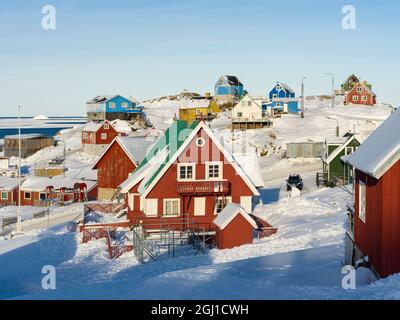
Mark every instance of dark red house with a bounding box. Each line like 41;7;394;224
92;136;154;201
82;120;119;155
345;109;400;277
213;203;257;249
344;81;377;106
119;120;261;231
0;177;21;206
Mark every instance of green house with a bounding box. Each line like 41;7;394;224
323;135;362;185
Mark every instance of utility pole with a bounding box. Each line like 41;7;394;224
16;105;22;234
324;73;335;108
301;77;306;118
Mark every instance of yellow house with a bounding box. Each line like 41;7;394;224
179;96;220;124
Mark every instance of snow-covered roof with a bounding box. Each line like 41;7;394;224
4;134;49;140
324;135;362;164
278;82;295;94
213;203;257;230
0;177;21;191
232;152;265;188
346;109;400;179
86;95;135;104
21;176;97;192
82;121;106;132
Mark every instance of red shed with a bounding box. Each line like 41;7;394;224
92;136;154;200
345;109;400;277
82;120;119;156
344;81;376;106
213;203;257;249
0;177;22;206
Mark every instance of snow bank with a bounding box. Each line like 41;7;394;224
33;115;49;120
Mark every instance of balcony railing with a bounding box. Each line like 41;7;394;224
177;181;230;195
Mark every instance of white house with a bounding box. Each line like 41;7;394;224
231;95;271;129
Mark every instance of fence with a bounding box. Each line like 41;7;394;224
0;208;49;231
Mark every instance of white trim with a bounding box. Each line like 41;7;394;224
196;137;205;147
163;198;180;217
101;133;107;140
24;191;31;200
213;203;257;230
325;135;360;164
206;161;223;180
177;163;196;181
104;123;110;130
194;197;206;216
358;180;366;223
140;121;260;198
128;193;134;210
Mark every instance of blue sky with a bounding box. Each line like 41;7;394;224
0;0;399;116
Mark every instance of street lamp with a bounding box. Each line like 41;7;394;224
324;73;335;108
16;105;22;234
327;116;340;137
301;77;306;118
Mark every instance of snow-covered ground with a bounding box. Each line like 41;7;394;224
0;96;397;300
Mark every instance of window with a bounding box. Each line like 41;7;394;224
206;162;222;180
247;101;251;106
24;192;31;199
82;132;88;139
353;96;359;101
276;86;281;91
1;191;7;200
101;133;107;140
196;109;202;115
178;164;195;180
237;112;243;117
121;102;128;108
345;147;354;155
196;138;205;147
104;123;109;130
214;196;232;214
194;197;206;216
241;101;246;107
357;86;362;93
39;193;47;201
358;180;366;223
272;94;277;99
362;96;368;101
109;102;115;108
163;199;180;216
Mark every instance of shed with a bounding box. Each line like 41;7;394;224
4;134;54;158
213;203;257;249
286;141;324;158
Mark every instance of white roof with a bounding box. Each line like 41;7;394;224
346;109;400;179
118;136;155;165
0;177;22;191
213;203;257;230
278;82;295;94
232;152;265;188
21;177;97;192
82;122;105;132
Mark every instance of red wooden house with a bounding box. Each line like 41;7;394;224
345;109;400;277
20;177;97;207
0;177;22;206
82;120;119;155
92;136;154;201
119;120;261;232
344;81;376;106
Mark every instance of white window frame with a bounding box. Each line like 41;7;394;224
82;132;88;139
272;94;277;99
24;191;31;200
214;196;232;215
177;163;196;181
276;86;281;91
39;192;47;201
237;112;243;117
196;138;205;147
357;86;362;93
345;147;354;155
194;197;206;216
206;161;223;180
362;95;368;101
358;180;366;223
109;102;116;108
104;123;110;130
101;133;107;140
353;95;359;101
121;102;128;108
163;198;180;217
1;191;8;200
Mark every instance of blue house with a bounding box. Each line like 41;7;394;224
214;75;244;101
86;95;144;122
265;82;299;115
